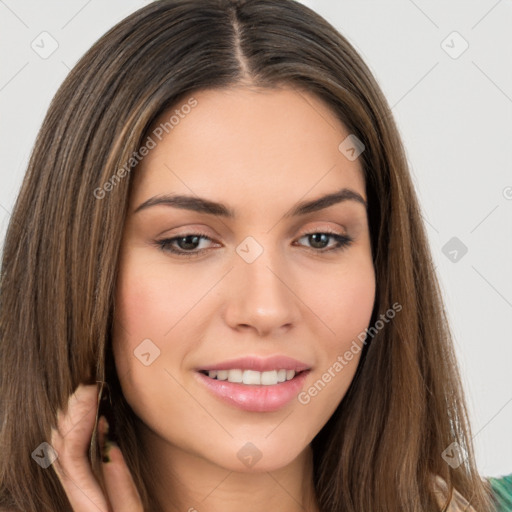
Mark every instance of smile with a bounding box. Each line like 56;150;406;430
195;369;311;412
198;369;299;385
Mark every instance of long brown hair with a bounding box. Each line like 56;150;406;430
0;1;497;510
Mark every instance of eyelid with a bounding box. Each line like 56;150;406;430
154;225;353;259
162;222;348;244
295;224;348;237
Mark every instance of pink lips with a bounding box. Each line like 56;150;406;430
196;355;311;373
194;355;312;413
195;369;310;412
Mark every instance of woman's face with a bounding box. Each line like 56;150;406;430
113;86;376;472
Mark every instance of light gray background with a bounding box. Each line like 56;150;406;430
0;0;510;477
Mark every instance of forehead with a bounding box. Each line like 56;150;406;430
131;86;365;208
148;85;347;137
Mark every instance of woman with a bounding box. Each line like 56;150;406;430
0;0;508;510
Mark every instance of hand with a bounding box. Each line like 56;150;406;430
50;383;144;512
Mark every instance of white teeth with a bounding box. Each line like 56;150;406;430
261;370;278;385
243;370;261;385
227;369;243;383
205;368;299;385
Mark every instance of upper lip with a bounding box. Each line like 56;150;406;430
196;355;312;373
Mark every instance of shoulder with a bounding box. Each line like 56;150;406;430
487;473;512;512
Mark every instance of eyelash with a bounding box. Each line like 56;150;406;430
154;229;353;259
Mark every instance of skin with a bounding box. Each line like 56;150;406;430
52;86;376;512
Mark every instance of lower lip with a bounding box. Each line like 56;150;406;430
195;370;310;412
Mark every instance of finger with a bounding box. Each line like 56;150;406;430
98;415;144;512
51;384;109;512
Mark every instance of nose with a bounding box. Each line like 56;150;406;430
222;242;301;337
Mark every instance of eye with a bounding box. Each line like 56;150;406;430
155;231;216;258
154;229;353;258
295;231;353;252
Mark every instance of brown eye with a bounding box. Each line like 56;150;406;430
154;230;353;259
155;232;215;258
295;232;353;253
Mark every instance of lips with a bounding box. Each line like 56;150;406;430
195;369;311;412
196;355;311;373
194;355;312;412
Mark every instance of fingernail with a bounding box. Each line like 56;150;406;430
97;382;118;445
99;415;118;463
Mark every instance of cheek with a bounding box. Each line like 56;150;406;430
113;257;205;354
332;270;376;341
294;264;375;430
113;271;167;357
111;260;177;385
311;254;376;350
302;253;375;390
111;254;221;405
111;260;191;424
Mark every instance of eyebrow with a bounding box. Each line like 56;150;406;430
133;187;367;217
